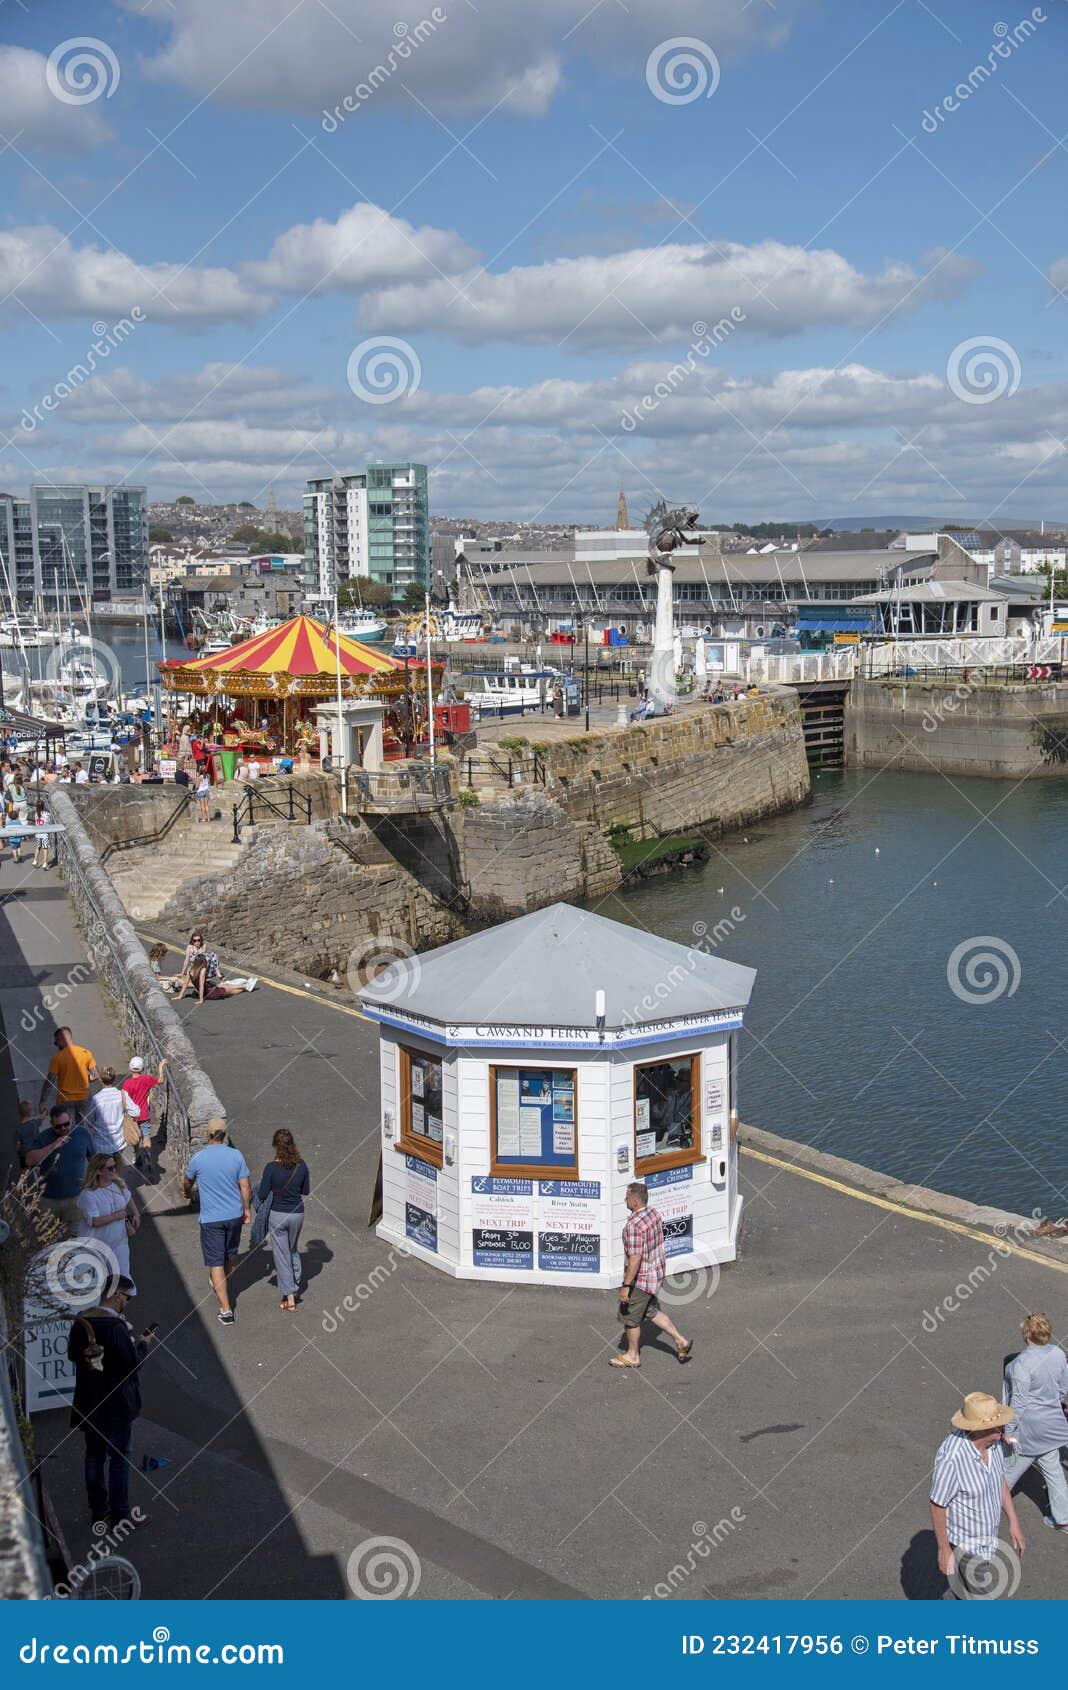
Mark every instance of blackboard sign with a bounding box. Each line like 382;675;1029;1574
472;1228;533;1269
663;1212;693;1257
537;1230;600;1273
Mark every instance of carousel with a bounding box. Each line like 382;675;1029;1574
158;614;441;769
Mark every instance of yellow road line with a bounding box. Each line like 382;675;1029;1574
140;933;368;1021
741;1144;1068;1276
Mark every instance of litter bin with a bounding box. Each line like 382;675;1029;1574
219;749;238;781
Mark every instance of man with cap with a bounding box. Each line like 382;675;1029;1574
121;1055;166;1179
930;1391;1026;1598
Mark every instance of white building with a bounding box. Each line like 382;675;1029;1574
362;905;753;1287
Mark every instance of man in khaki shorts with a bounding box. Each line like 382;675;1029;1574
611;1181;693;1369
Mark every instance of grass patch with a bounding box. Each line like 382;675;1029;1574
607;826;707;873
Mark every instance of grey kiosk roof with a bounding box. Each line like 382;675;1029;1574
360;903;755;1030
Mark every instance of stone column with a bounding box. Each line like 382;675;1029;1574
649;562;676;710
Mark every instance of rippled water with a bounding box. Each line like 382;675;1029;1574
598;769;1068;1216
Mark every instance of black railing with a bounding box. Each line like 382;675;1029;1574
464;751;548;790
232;783;313;841
100;792;191;864
876;663;1063;685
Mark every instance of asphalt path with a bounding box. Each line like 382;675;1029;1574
9;868;1068;1601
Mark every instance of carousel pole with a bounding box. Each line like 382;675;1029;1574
333;592;347;816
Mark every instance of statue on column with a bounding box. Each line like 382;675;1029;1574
646;506;699;711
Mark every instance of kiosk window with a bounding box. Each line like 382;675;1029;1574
634;1055;702;1174
397;1047;444;1167
490;1066;578;1179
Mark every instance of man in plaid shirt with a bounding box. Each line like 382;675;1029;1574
612;1181;694;1369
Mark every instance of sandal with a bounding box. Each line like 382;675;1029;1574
676;1340;694;1364
610;1354;641;1368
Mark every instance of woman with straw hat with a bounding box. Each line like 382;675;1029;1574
1003;1312;1068;1533
930;1392;1026;1598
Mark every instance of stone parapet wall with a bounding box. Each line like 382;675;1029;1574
537;692;810;838
49;787;228;1155
848;679;1068;778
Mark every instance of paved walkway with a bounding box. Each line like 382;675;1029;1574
9;861;1068;1600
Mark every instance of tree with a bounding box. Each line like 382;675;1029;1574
339;578;392;608
175;495;196;506
402;581;428;607
238;500;256;510
149;527;173;543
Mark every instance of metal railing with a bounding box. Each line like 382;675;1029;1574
464;751;548;790
100;792;191;864
874;663;1063;685
231;782;313;842
350;762;453;812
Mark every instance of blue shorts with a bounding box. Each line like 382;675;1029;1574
199;1216;243;1267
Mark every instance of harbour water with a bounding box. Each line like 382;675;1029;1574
602;768;1068;1216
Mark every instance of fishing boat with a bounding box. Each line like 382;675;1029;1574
337;607;388;644
462;665;580;718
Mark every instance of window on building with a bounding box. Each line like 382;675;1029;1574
397;1047;445;1166
490;1065;577;1179
634;1054;702;1175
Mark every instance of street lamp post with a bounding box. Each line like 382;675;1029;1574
584;613;590;731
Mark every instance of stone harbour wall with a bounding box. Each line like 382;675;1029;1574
538;691;810;838
456;794;623;920
848;679;1068;778
156;821;463;979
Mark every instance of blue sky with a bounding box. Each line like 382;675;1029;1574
0;0;1066;523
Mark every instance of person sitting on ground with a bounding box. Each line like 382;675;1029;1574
85;1065;140;1161
183;954;256;1003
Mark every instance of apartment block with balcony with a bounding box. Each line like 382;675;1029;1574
303;463;429;596
0;484;147;606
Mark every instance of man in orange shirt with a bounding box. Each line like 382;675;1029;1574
39;1026;99;1122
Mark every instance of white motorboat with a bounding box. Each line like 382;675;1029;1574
462;664;580;717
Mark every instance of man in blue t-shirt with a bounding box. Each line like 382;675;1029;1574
24;1104;94;1228
183;1122;251;1326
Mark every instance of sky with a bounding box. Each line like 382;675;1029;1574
0;0;1066;525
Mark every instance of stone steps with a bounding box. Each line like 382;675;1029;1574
106;820;249;924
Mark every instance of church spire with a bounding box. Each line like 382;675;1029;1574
615;485;630;531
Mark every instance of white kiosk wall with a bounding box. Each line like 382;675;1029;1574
376;1028;739;1289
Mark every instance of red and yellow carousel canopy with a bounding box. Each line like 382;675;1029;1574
171;614;401;678
159;614;415;699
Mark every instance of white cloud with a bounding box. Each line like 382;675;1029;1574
116;0;793;119
246;203;478;294
0;46;114;153
10;354;1067;523
359;241;979;349
0;226;269;323
1047;257;1068;296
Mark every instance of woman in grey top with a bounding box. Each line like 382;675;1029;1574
1003;1311;1068;1530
